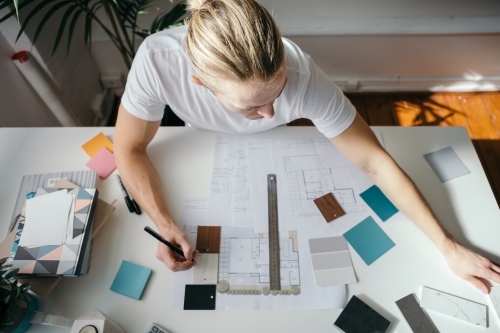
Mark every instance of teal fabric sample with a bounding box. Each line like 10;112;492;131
343;216;395;265
110;260;152;300
360;185;398;222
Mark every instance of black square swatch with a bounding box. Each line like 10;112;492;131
334;295;390;333
184;284;216;310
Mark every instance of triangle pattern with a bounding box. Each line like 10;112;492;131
57;261;76;275
26;247;41;259
17;260;36;274
33;261;51;274
14;247;36;260
66;244;80;255
60;245;77;261
38;245;64;261
75;200;91;214
37;245;60;258
77;189;93;200
37;260;59;274
75;213;89;224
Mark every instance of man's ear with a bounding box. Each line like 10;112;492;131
190;75;203;86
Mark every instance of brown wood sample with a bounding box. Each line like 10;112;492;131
313;193;345;223
196;226;222;253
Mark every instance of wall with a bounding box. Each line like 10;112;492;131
90;0;500;92
0;33;60;127
0;3;103;126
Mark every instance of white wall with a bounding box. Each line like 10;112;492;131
0;33;60;127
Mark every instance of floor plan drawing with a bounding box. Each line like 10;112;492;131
207;137;253;228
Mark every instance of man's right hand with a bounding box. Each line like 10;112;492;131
156;224;198;272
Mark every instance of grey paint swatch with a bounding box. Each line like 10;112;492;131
396;294;439;333
309;236;348;254
311;251;352;270
423;146;470;182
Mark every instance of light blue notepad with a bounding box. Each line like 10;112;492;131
343;216;395;265
110;260;152;300
360;185;398;222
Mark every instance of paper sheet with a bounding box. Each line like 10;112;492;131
247;137;375;233
207;136;254;228
173;199;346;310
20;190;73;247
82;132;114;158
85;147;116;179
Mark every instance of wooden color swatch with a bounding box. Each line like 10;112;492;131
313;192;345;222
196;226;222;253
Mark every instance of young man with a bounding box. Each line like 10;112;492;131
114;0;500;293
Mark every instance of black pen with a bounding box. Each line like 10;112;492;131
116;174;142;215
116;175;134;213
144;226;194;262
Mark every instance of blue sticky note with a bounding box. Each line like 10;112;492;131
360;185;398;222
343;216;395;265
110;260;152;300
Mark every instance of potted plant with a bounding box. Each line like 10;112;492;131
0;0;187;69
0;257;35;333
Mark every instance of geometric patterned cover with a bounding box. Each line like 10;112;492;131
9;188;98;276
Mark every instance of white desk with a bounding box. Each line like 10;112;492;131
0;126;498;333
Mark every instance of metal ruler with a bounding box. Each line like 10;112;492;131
267;174;281;291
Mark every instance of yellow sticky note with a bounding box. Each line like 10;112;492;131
82;132;113;158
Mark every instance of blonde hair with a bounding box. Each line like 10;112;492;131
185;0;284;90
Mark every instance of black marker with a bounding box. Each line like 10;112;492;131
116;175;134;213
144;226;194;262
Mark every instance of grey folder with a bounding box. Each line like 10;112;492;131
396;294;439;333
423;146;470;183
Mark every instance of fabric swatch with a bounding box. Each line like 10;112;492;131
110;260;152;300
82;132;114;158
343;216;395;265
360;185;398;222
423;146;470;183
184;284;217;310
85;147;116;179
334;295;390;333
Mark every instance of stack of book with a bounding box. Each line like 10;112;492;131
7;171;100;277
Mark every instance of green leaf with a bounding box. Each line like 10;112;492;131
51;4;77;56
0;258;7;267
14;299;27;308
15;0;56;42
3;295;9;303
0;286;12;291
0;0;36;23
66;9;82;54
3;268;18;279
32;1;73;45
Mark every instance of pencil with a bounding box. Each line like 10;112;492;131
144;226;194;262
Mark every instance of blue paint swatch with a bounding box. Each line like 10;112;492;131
360;185;398;222
343;216;395;265
110;260;152;300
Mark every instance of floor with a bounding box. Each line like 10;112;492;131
288;91;500;207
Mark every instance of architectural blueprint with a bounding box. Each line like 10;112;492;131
207;136;253;228
173;199;346;310
248;137;377;233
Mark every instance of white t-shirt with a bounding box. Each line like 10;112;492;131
121;25;356;138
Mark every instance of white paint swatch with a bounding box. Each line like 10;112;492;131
421;287;488;327
490;286;500;321
309;236;356;286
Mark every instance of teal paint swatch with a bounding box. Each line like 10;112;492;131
343;216;395;265
110;260;152;300
360;185;398;222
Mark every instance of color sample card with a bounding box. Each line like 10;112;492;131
396;294;439;333
360;185;398;222
343;216;395;265
82;132;114;158
110;260;152;300
420;287;487;327
184;284;217;310
334;295;390;333
309;236;356;286
85;147;116;179
490;286;500;321
423;146;470;183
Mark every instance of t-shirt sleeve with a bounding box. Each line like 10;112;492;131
301;58;356;138
120;42;166;121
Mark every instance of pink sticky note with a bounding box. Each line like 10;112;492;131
85;147;116;179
